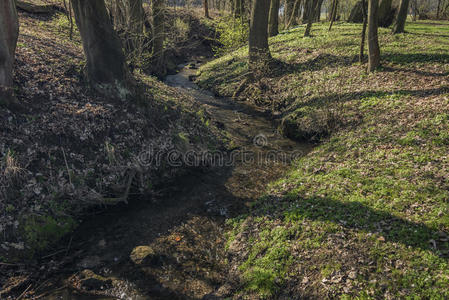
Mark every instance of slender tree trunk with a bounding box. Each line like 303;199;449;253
268;0;280;36
72;0;130;95
328;0;338;30
153;0;165;75
367;0;380;71
393;0;410;33
234;0;244;18
314;0;324;21
359;0;367;62
411;0;417;21
129;0;144;34
437;0;441;19
286;0;300;28
249;0;271;69
0;0;19;107
204;0;210;18
304;0;316;37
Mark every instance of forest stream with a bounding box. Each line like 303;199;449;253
42;59;313;299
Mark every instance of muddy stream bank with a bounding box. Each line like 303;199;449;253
39;59;312;299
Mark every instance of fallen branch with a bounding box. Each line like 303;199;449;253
16;1;65;14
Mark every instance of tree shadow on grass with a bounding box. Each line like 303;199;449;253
269;54;359;77
257;194;449;257
383;53;449;65
281;86;449;117
382;65;449;77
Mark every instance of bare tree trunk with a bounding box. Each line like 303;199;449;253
302;0;311;22
393;0;410;33
129;0;144;35
249;0;271;69
62;0;74;40
72;0;131;96
0;0;19;107
359;0;367;62
328;0;338;30
437;0;441;18
304;0;316;37
286;0;300;28
367;0;380;71
234;0;244;18
314;0;324;21
204;0;210;18
378;0;393;27
153;0;165;76
268;0;280;36
411;0;417;21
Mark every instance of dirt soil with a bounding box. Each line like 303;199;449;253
1;59;312;299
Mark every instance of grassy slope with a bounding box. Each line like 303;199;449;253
199;22;449;298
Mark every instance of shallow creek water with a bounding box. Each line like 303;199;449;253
44;60;312;299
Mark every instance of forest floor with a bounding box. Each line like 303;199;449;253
2;6;449;300
197;21;449;298
1;7;313;300
0;7;227;297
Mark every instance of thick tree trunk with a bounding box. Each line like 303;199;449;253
393;0;410;33
153;0;165;76
378;0;394;27
249;0;271;69
367;0;380;72
304;0;316;37
359;0;367;62
0;0;19;107
204;0;210;18
268;0;280;36
302;0;311;22
71;0;130;95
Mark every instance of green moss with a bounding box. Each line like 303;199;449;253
22;215;77;255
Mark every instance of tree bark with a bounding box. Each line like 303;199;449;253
234;0;244;18
437;0;441;19
378;0;394;27
286;0;301;28
304;0;316;37
285;0;299;27
204;0;210;18
393;0;410;33
152;0;165;76
249;0;271;69
359;0;367;63
367;0;380;72
268;0;280;36
302;0;311;22
328;0;338;30
0;0;19;107
314;0;324;21
129;0;144;35
72;0;130;94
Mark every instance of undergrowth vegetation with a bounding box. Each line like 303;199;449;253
201;21;449;298
209;16;249;56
